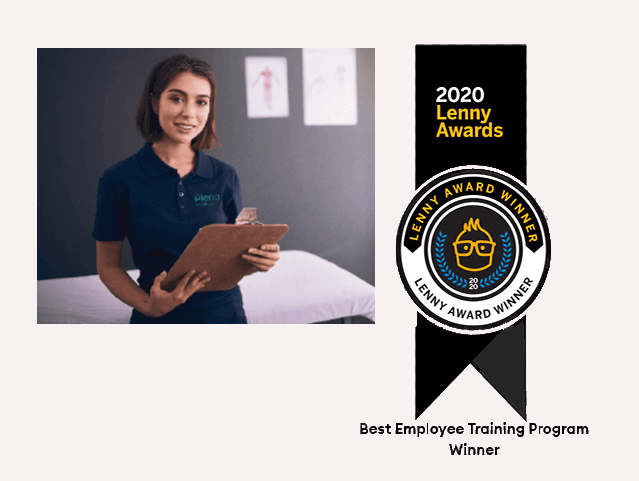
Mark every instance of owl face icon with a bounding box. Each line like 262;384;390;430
453;218;496;272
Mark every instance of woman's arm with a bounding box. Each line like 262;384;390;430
96;241;210;318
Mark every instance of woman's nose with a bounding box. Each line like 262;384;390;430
181;102;195;118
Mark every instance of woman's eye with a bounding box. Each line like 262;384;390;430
170;97;183;103
197;100;209;107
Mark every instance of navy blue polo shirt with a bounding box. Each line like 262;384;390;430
93;143;244;321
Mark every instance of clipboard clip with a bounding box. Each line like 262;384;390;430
235;208;262;225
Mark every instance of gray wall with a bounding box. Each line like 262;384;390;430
37;49;375;285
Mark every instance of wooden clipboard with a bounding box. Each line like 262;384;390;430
160;224;289;292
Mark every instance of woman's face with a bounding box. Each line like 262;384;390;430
155;71;211;146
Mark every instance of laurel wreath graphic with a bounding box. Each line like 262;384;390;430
435;231;512;290
478;232;512;288
434;233;468;288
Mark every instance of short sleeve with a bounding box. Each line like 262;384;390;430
93;172;129;241
224;168;243;224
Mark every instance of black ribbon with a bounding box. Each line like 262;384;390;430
415;45;527;419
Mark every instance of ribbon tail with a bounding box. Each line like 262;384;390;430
472;318;527;420
415;313;497;419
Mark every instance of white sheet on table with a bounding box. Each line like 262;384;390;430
37;250;375;324
38;273;134;324
240;250;374;324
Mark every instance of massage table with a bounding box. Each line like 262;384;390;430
37;250;375;324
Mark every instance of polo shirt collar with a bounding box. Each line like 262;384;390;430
137;142;213;179
194;150;213;179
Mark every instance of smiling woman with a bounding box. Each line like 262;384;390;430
94;54;281;324
135;55;220;150
156;74;211;141
151;72;212;177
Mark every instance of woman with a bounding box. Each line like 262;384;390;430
93;54;279;324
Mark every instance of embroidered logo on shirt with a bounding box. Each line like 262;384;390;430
195;193;220;207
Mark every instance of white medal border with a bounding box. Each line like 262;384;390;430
399;166;550;335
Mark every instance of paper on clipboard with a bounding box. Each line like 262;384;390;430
160;223;289;292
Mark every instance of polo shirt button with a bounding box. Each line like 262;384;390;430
181;205;185;209
179;181;183;185
179;192;184;197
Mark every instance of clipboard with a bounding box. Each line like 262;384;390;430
160;223;289;292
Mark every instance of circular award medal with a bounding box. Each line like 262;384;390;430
397;167;550;334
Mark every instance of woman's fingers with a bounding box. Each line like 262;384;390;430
174;270;197;293
187;273;211;294
172;270;209;301
147;270;208;317
247;245;280;259
243;254;277;266
242;257;272;270
242;245;281;271
152;270;168;287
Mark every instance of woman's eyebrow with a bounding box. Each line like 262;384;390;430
167;88;210;98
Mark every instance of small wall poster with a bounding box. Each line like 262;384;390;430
245;57;289;118
303;48;358;126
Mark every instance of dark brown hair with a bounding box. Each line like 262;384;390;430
135;54;221;150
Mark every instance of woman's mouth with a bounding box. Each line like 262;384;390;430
175;123;195;132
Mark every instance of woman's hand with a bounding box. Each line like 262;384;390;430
146;270;210;318
242;244;280;272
